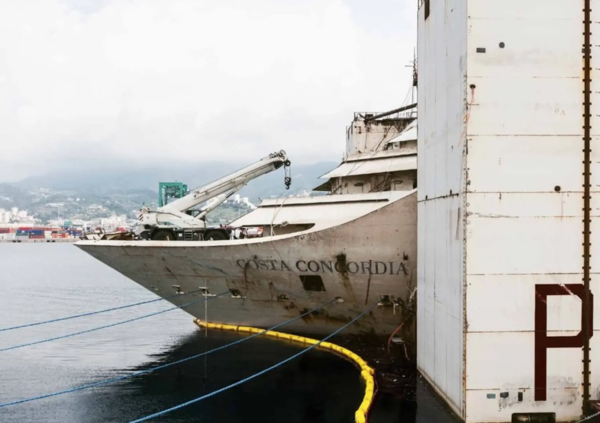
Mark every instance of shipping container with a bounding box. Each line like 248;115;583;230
51;230;68;239
417;1;599;422
0;228;10;234
29;229;45;239
15;229;29;241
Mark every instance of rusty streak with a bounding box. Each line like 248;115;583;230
365;260;372;305
416;192;460;203
583;0;592;415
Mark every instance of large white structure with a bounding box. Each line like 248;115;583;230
417;1;599;422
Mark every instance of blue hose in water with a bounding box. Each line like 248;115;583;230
0;288;207;333
0;291;229;353
127;302;377;423
0;298;339;408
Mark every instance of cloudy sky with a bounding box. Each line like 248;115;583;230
0;0;416;182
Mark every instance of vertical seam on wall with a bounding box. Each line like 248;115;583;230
461;76;470;423
582;0;592;416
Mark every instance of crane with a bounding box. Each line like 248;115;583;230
136;150;292;241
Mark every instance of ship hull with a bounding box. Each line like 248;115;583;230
76;192;417;336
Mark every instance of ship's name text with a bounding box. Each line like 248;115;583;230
236;259;408;275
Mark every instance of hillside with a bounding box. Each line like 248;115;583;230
0;160;338;223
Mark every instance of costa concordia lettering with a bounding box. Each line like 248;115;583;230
235;259;408;276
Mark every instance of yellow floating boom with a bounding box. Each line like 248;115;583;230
194;319;376;423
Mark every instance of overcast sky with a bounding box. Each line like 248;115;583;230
0;0;416;182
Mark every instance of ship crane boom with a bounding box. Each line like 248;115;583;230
162;150;291;213
137;150;291;241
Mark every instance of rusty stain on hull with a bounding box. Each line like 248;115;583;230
299;307;353;326
365;261;373;305
335;252;359;305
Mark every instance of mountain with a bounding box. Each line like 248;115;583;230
1;160;338;223
0;183;157;223
13;161;337;200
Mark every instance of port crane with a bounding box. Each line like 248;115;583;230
137;150;291;241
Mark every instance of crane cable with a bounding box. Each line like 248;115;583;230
0;288;208;333
0;298;339;408
0;291;229;353
127;301;378;423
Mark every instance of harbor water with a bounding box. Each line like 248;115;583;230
0;244;455;423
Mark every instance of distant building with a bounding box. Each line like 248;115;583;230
0;209;9;223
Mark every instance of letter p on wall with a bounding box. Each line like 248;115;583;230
534;284;594;401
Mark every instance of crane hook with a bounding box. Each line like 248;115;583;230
284;161;292;190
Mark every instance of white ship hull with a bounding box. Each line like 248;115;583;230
76;191;417;336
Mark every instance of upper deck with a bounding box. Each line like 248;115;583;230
315;106;417;195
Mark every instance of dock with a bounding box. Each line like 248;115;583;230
0;238;79;243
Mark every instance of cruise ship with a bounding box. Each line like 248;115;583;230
76;103;419;337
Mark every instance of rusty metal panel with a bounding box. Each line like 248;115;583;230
418;1;465;202
468;3;580;78
466;214;582;276
419;0;600;421
468;137;585;193
467;78;581;136
467;192;596;218
464;333;600;422
417;0;467;416
469;0;580;20
466;275;600;333
417;4;435;203
417;198;436;375
460;1;597;422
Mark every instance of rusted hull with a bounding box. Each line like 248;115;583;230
76;192;417;337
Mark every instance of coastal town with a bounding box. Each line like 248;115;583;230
0;193;259;241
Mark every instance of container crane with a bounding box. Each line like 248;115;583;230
136;150;291;241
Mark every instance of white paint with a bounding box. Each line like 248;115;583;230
418;0;600;422
417;0;467;416
77;190;418;336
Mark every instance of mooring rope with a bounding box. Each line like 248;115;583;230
0;298;339;408
0;292;229;353
127;302;378;423
0;288;207;333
